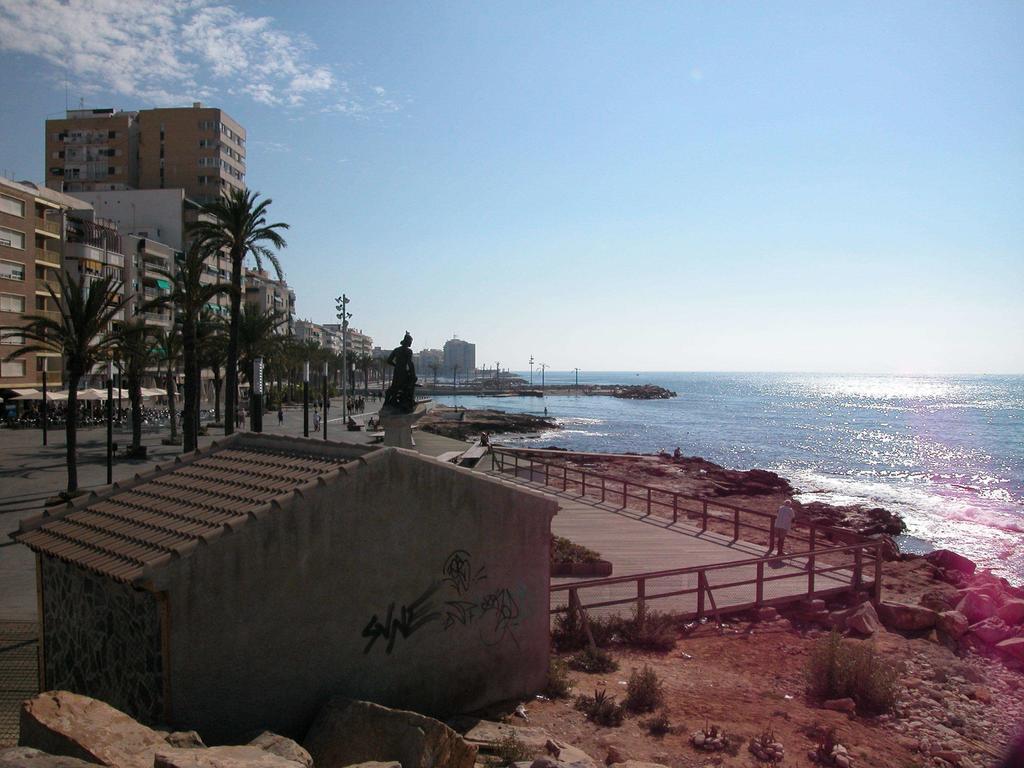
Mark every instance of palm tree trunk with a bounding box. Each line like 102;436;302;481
166;364;178;442
213;368;222;424
130;373;142;451
225;255;242;435
65;371;81;494
182;318;197;452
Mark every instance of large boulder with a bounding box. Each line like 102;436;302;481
845;601;882;636
995;638;1024;664
876;602;938;631
969;617;1016;646
937;611;970;640
449;718;551;754
919;590;957;613
19;691;170;768
957;591;998;624
997;599;1024;626
248;733;312;768
925;550;976;577
304;698;477;768
153;746;306;767
0;747;97;767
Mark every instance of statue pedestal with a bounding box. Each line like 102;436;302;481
379;400;430;449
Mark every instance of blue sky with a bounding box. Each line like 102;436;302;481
1;1;1021;373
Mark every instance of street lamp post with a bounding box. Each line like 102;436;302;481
573;367;580;393
529;355;534;387
335;294;350;424
303;360;309;437
539;363;549;395
322;360;329;441
106;361;114;485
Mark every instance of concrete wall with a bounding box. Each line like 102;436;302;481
155;448;557;743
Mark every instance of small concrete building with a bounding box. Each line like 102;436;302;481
16;434;556;742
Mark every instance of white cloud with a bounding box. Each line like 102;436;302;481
0;0;392;114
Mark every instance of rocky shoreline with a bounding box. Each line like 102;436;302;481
418;406;559;441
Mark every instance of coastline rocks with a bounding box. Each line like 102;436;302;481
19;691;170;768
876;602;938;632
925;550;977;577
996;599;1024;625
450;717;551;754
800;502;905;537
844;602;882;636
303;697;477;768
995;638;1024;664
610;385;676;400
969;617;1016;646
248;732;312;768
164;732;205;749
920;590;958;613
419;407;557;440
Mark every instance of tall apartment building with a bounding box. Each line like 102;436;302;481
46;103;246;204
443;337;476;376
245;269;295;334
321;324;373;358
0;178;84;389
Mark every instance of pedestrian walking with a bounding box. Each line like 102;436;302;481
774;498;796;556
313;411;321;432
278;405;284;426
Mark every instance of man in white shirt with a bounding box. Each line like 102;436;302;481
774;498;796;556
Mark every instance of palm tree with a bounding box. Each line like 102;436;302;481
196;312;228;426
146;242;231;451
358;353;374;395
428;362;440;390
237;303;286;415
189;188;289;437
112;320;158;457
152;326;183;445
3;273;126;493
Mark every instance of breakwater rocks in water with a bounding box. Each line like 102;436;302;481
610;384;676;399
419;406;558;440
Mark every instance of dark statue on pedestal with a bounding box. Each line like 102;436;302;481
383;331;417;413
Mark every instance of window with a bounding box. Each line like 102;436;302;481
108;130;117;139
0;294;24;313
0;260;25;281
1;360;25;378
108;167;115;175
34;296;48;311
0;195;24;218
0;227;25;249
0;327;23;345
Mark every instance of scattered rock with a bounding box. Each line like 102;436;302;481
604;746;628;765
153;746;306;767
995;637;1024;663
248;732;313;768
0;747;97;767
937;611;970;639
823;698;857;713
165;732;205;749
757;606;780;623
876;602;938;631
957;592;997;624
303;697;477;768
845;601;882;636
969;617;1016;646
545;739;596;768
451;718;551;753
925;550;977;577
19;691;170;768
996;599;1024;625
919;590;957;613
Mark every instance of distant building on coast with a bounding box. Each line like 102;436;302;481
443;336;476;378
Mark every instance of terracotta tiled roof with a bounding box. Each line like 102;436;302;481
16;434;372;584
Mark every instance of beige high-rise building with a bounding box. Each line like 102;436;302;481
46;103;245;204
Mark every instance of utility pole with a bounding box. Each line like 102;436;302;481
573;367;580;393
539;363;549;395
335;294;351;424
529;355;534;387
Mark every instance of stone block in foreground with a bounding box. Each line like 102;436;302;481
304;697;477;768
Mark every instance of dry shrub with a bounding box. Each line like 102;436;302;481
806;630;897;714
545;657;572;699
568;646;618;674
574;688;625;727
624;664;665;713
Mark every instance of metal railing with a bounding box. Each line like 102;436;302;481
492;447;859;552
552;540;883;620
35;218;60;236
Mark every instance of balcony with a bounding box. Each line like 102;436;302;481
35;218;61;237
35;249;61;267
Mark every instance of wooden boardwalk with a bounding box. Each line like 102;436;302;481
480;458;861;619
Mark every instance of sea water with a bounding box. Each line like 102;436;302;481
435;373;1024;582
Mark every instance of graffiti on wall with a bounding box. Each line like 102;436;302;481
361;549;525;654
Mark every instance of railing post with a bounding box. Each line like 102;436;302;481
513;453;517;477
733;508;740;541
601;476;606;504
637;578;646;627
701;500;708;532
853;548;863;589
769;520;775;552
809;524;816;553
808;553;816;597
697;571;706;620
544;462;549;487
873;543;883;604
562;464;568;491
622;480;627;508
647;488;652;516
672;494;678;525
755;560;764;606
581;472;586;498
